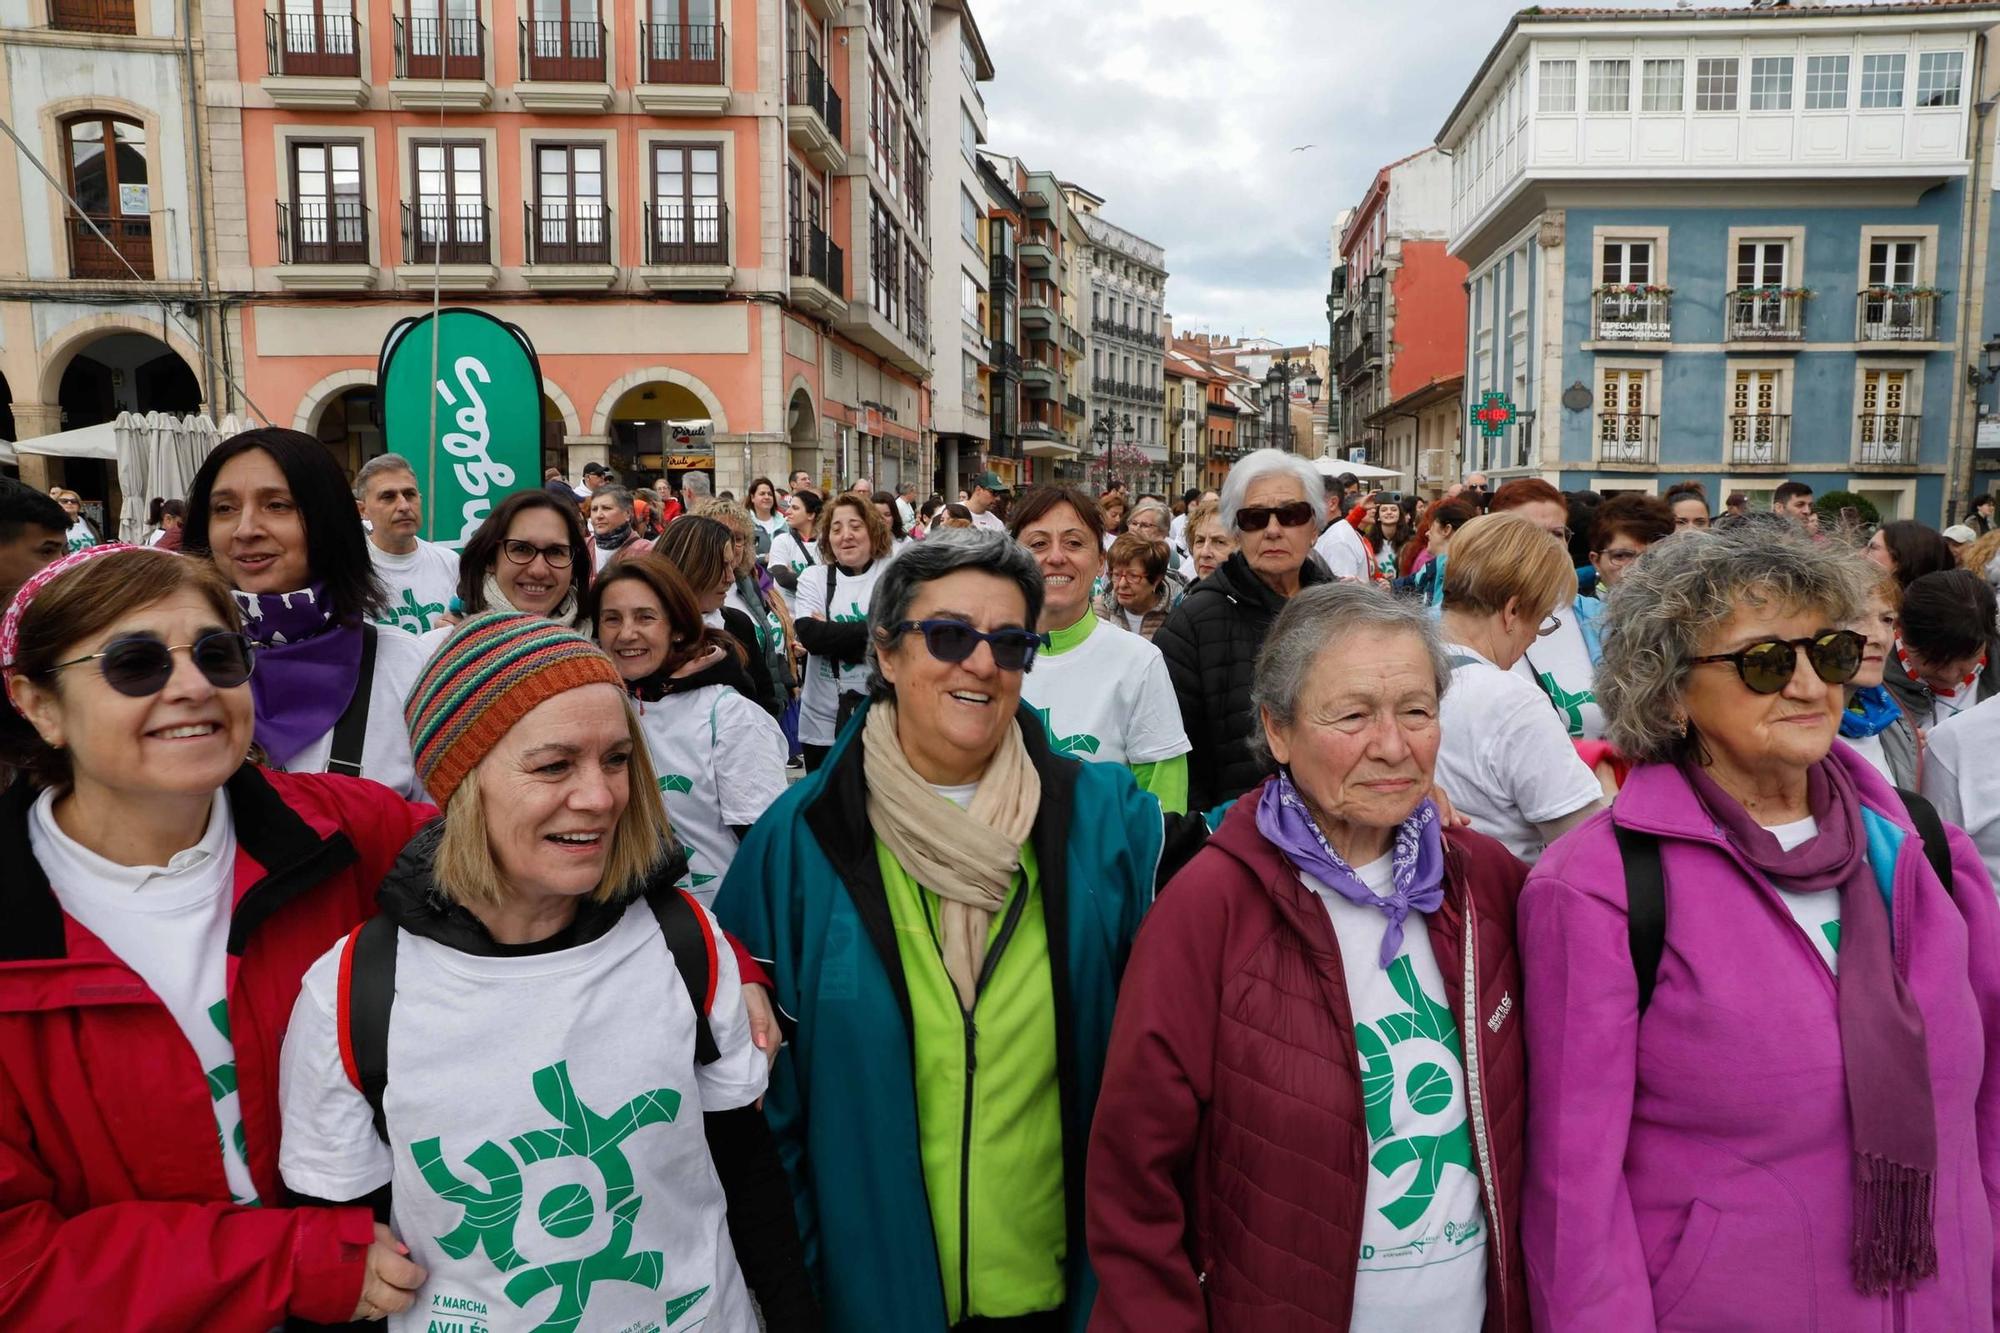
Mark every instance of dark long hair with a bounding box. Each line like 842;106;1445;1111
456;489;592;627
586;556;741;675
184;427;386;621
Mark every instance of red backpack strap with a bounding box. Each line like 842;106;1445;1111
334;914;399;1140
645;885;721;1065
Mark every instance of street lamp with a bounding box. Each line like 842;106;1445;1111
1094;411;1131;489
1262;359;1325;452
1969;335;2000;389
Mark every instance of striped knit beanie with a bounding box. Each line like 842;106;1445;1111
406;611;624;807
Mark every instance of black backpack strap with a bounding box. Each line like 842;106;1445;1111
336;913;399;1142
326;624;377;778
1614;820;1666;1015
646;886;721;1066
1895;786;1956;899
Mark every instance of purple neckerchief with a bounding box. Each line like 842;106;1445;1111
1256;770;1445;968
231;584;362;769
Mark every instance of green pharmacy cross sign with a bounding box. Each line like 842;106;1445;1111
1470;391;1517;439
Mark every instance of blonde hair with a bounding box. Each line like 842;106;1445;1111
692;498;758;576
433;707;674;910
1443;511;1579;620
1958;528;2000;583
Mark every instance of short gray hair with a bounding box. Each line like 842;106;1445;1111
866;529;1044;697
592;484;634;514
1599;523;1873;764
353;452;417;500
1128;497;1172;529
1218;449;1325;534
682;472;713;499
1250;582;1451;761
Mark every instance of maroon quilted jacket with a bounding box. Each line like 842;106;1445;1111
1085;785;1531;1333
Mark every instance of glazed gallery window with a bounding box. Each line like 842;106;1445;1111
1641;59;1684;112
1538;60;1576;113
1861;53;1906;109
1587;59;1629;112
1805;54;1849;110
1694;57;1738;112
1917;51;1965;108
1749;57;1793;111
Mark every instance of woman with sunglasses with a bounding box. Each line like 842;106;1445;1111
1520;523;2000;1329
1155;449;1332;811
186;427;431;798
0;545;436;1326
714;530;1165;1331
793;491;892;772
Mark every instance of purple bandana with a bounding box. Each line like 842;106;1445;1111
1256;769;1446;968
231;584;362;769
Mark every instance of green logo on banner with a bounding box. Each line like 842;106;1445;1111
378;308;545;549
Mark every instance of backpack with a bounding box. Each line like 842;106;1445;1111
1618;786;1955;1014
335;885;722;1142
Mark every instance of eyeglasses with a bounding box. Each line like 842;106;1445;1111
49;631;255;697
1691;629;1863;695
892;619;1044;672
500;539;575;569
1543;526;1573;543
1596;548;1645;567
1234;501;1317;533
1537;613;1563;638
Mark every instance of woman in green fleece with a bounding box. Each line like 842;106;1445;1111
713;529;1165;1333
1011;485;1192;815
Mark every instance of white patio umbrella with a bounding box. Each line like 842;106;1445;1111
1310;454;1404;481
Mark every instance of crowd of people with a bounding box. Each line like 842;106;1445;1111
8;437;2000;1331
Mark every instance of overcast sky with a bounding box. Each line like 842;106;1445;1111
978;0;1677;347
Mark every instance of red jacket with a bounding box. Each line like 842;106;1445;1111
0;765;434;1330
1086;787;1531;1332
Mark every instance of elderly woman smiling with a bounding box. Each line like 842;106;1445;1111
1088;582;1529;1331
1519;524;2000;1329
715;530;1164;1332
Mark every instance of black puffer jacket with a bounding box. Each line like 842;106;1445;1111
1153;551;1329;812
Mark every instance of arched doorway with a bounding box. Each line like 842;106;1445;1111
542;393;566;478
607;380;712;490
310;384;381;480
54;329;200;502
786;387;817;482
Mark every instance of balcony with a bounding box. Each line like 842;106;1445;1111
1062;322;1085;356
51;0;133;33
1021;190;1052;220
1066;393;1087;417
1019;239;1053;273
517;19;609;110
263;11;366;105
397;200;495;289
67;214;151;280
1595;413;1658;465
1726;289;1807;344
523;200;614;289
1728;413;1791;467
1858;290;1942;346
1339;327;1379;382
1020;296;1055;335
1592;289;1673;344
392;16;490;109
835;298;927;377
1858;414;1922;466
637;20;727;113
276;199;373;290
1021;419;1075;458
639;200;729;291
786;49;844;173
1021;358;1056;399
787;222;845;321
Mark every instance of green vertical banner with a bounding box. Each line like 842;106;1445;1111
377;308;545;548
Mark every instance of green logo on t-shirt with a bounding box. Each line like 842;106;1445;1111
1535;670;1594;739
205;1000;258;1207
377;586;447;634
1355;958;1476;1230
1029;704;1102;757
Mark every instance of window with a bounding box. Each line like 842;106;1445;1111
53;0;135;32
1588;59;1630;112
1601;239;1652;286
405;0;481;78
1749;57;1793;111
1641;58;1684;112
1868;238;1921;289
786;160;802;270
411;142;487;263
650;143;721;261
1732;240;1793;333
1598;370;1650;458
66;114;151;277
1730;369;1784;461
960;270;978;326
1805;54;1849;110
531;143;607;263
960;104;978;161
527;0;601;77
276;0;358;71
1918;51;1965;108
1695;58;1738;111
959;186;978;244
1861;53;1905;109
1736;239;1787;288
1538;59;1576;113
1859;369;1913;461
286;139;363;266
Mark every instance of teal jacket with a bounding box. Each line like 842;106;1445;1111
713;700;1165;1333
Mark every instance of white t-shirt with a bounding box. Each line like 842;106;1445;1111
753;512;788;544
636;685;789;906
766;530;821;610
1767;815;1841;973
279;902;768;1333
369;539;462;635
794;560;884;746
65;518;96;553
1513;612;1605;741
1923;698;2000;895
282;624;431;801
1840;732;1897;786
1923;671;1984;730
1437;644;1602;865
1019;614;1190;768
30;790;260;1206
1303;855;1488;1332
970;507;1008;535
1314;518;1371;581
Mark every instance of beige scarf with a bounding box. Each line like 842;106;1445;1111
862;698;1041;1010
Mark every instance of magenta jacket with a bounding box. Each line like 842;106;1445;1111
1518;744;2000;1330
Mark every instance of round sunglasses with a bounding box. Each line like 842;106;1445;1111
49;631;255;698
1690;629;1863;695
892;619;1044;672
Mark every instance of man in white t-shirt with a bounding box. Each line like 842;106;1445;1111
355;454;461;635
1314;480;1371;581
966;471;1011;534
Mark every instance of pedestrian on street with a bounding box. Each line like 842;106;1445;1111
1586;492;1675;613
657;515;783;719
0;479;67;606
715;530;1164;1332
1489;478;1604;740
1838;565;1910;787
444;488;593;636
53;489;99;553
695;497;800;714
1882;567;2000;739
1087;582;1530;1333
587;484;656;573
966;471;1011;534
1313;473;1374;581
766;487;824;604
1520;523;2000;1329
1178;495;1236;584
1665;479;1712;531
1867;518;1958;594
354;453;460;635
747;475;786;551
792;491;891;771
1096;534;1182;640
1973;494;1995;535
1399;498;1474;609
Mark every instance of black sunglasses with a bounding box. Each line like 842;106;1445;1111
1691;630;1863;695
501;539;575;569
1234;501;1317;533
892;619;1044;672
50;631;255;698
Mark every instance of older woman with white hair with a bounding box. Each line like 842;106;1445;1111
1154;448;1331;810
1520;524;2000;1329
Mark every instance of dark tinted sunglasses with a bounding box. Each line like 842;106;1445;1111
893;619;1044;672
1691;629;1862;695
1235;501;1317;533
50;631;255;697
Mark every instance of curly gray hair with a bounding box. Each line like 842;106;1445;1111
865;529;1044;698
1598;523;1873;764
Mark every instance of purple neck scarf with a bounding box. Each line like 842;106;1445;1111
231;584;363;769
1256;769;1445;968
1684;757;1937;1292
